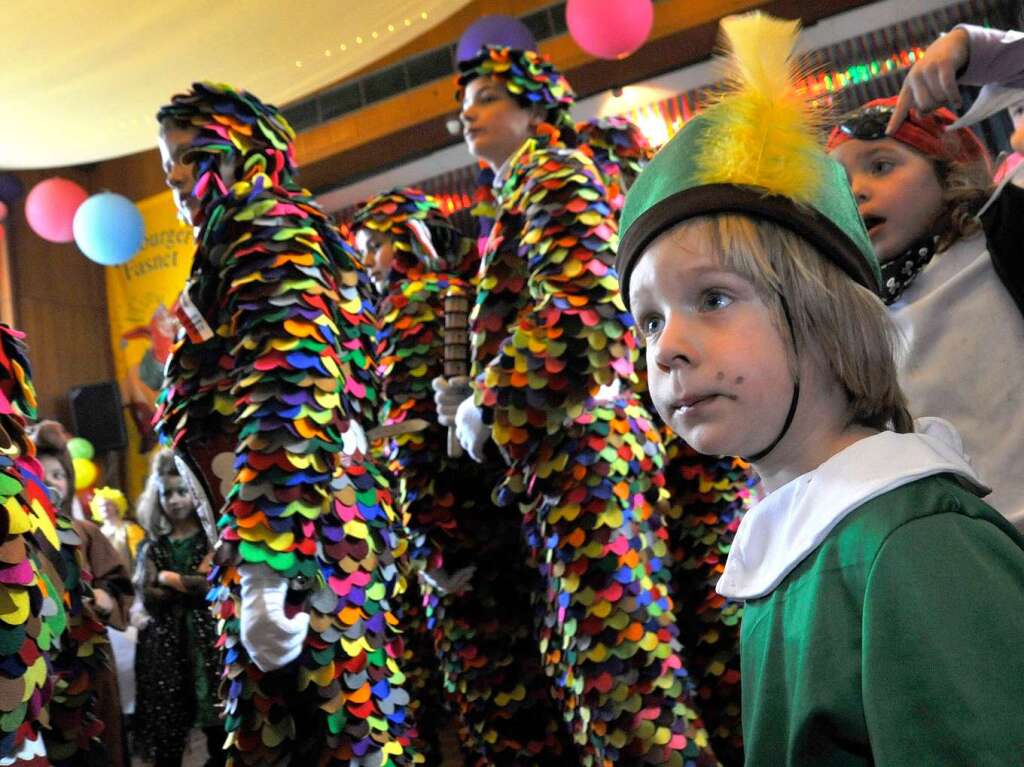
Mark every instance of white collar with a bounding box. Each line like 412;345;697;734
491;155;513;192
716;418;988;600
491;137;535;194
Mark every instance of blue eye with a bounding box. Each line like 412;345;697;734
638;314;663;338
700;290;732;311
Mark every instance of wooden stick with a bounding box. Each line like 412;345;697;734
443;285;470;458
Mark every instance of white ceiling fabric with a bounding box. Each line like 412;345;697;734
1;0;472;169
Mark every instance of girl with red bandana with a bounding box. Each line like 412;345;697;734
827;23;1024;529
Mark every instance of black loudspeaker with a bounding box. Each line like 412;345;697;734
68;382;128;452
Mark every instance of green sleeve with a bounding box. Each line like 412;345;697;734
862;510;1024;765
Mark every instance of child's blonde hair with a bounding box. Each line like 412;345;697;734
678;213;914;433
934;152;993;252
136;449;181;537
90;486;130;523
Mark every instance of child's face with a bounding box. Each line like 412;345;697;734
355;229;395;293
628;224;795;458
98;499;120;524
158;122;200;226
39;455;69;505
460;75;537;171
830;137;944;263
158;475;196;522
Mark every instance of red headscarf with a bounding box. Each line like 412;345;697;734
827;96;990;167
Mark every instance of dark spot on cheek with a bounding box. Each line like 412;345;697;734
735;376;745;385
716;371;725;382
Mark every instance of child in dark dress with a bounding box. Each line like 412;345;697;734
133;449;224;767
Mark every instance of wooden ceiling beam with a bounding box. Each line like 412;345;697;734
90;0;876;202
297;0;875;193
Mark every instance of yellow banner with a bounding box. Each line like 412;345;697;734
106;191;193;501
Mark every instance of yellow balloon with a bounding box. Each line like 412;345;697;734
72;457;98;490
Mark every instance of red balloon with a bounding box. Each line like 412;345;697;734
566;0;654;60
25;177;88;243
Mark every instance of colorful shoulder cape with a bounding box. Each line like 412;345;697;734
0;325;67;764
471;137;638;482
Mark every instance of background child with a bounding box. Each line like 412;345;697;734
133;449;223;767
31;420;133;767
90;486;145;754
91;486;145;568
827;22;1024;528
615;12;1024;765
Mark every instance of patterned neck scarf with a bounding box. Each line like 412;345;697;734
880;233;940;305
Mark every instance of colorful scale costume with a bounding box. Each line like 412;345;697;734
354;189;571;766
154;83;415;766
42;515;108;767
575;117;653;214
458;47;718;767
0;326;66;766
657;445;750;764
578;116;753;764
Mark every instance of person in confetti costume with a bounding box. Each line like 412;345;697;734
354;189;571;766
153;82;416;766
0;325;67;766
578;116;753;763
436;46;719;766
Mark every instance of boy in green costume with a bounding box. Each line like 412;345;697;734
615;12;1024;765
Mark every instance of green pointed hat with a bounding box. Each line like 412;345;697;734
615;13;880;309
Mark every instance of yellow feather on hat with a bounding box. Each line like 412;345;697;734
694;12;823;206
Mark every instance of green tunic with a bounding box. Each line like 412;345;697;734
741;474;1024;766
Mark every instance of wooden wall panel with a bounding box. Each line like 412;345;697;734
4;167;115;426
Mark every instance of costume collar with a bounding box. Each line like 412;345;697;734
492;137;534;196
879;233;940;305
717;418;988;600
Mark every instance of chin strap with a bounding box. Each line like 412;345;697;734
742;295;801;463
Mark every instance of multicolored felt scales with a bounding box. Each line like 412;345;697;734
354;188;576;766
0;325;67;765
154;83;416;766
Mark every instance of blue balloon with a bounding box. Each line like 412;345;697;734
72;192;145;266
456;15;537;62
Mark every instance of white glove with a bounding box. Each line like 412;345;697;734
6;732;47;762
420;565;477;596
239;563;310;672
129;598;151;630
455;396;490;463
432;376;471;427
341;419;369;456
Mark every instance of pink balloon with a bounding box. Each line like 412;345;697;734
566;0;654;60
25;177;88;243
0;200;7;222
